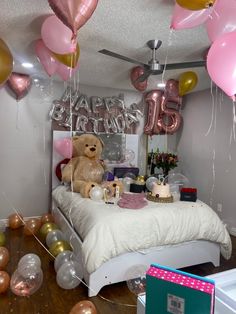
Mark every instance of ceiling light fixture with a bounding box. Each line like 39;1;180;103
22;62;34;68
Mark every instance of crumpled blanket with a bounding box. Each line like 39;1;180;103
117;192;148;209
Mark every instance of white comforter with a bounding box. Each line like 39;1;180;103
52;186;232;274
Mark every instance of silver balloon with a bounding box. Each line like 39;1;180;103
89;117;103;135
59;109;73;129
74;95;91;113
104;117;117;133
123;110;139;129
49;101;65;121
60;86;71;102
54;250;75;272
89;186;104;201
18;263;42;279
56;261;83;290
75;114;88;132
46;229;65;248
18;254;41;269
104;97;115;112
91;96;103;114
146;176;158;191
114;114;126;133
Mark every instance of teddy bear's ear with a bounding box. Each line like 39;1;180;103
98;137;104;147
72;136;80;143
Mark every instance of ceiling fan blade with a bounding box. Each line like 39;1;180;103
135;70;152;83
165;60;206;70
98;49;149;68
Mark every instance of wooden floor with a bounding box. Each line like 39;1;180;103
1;227;236;314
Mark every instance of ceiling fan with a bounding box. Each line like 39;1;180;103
98;40;206;83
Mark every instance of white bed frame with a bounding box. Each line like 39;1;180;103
52;205;220;297
51;131;220;297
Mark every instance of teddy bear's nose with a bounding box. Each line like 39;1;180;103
90;147;96;152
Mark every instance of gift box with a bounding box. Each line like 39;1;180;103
180;187;197;202
146;264;215;314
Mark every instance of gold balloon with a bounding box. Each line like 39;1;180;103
39;223;59;240
69;301;97;314
8;213;23;230
176;0;216;11
0;233;5;247
0;247;9;270
51;44;80;68
49;240;72;257
178;71;198;96
0;38;13;85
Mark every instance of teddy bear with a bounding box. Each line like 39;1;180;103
61;134;105;197
101;180;124;199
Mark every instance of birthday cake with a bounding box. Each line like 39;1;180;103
152;183;171;198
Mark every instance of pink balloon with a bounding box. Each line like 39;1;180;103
206;0;236;42
56;62;79;81
7;72;32;101
41;15;76;54
130;66;148;92
54;138;73;158
207;31;236;99
48;0;98;36
35;39;58;76
171;3;213;30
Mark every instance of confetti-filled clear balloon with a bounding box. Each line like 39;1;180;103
18;254;41;269
54;250;75;272
89;186;104;201
125;264;147;296
56;261;83;290
10;267;43;296
124;149;135;162
46;229;65;248
164;173;190;192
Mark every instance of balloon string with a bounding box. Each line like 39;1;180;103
3;191;138;308
232;101;236;142
161;28;173;84
1;191;55;259
205;80;215;136
209;149;215;207
16;101;20;130
213;86;218;134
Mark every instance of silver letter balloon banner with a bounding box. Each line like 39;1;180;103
144;79;183;135
49;87;143;134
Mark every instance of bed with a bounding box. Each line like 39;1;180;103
51;131;232;297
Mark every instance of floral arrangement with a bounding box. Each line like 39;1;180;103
154;152;178;176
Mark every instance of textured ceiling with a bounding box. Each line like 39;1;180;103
0;0;212;92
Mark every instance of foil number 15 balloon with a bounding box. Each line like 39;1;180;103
144;82;182;135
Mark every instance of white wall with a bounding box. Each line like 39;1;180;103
0;80;143;219
177;88;236;232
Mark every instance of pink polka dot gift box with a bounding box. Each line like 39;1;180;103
146;264;215;314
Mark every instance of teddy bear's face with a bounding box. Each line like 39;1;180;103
72;134;103;159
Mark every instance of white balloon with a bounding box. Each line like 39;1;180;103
146;176;158;192
54;250;75;272
18;253;41;269
56;261;83;290
46;230;65;248
89;186;104;201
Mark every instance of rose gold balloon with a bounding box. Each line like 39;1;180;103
130;66;148;92
41;213;54;224
144;90;163;135
0;247;9;270
7;72;32;101
69;300;97;314
0;271;10;293
8;214;23;229
23;218;41;236
48;0;98;37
